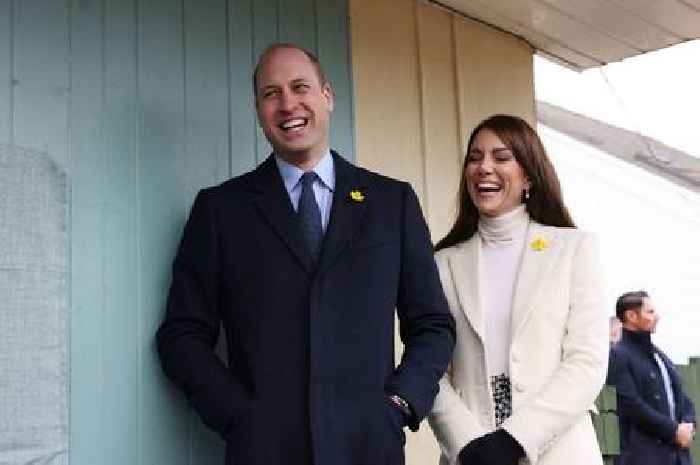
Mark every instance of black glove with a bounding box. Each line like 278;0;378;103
458;429;524;465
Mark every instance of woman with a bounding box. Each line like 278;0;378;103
428;115;608;465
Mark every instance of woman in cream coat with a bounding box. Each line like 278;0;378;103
429;115;608;465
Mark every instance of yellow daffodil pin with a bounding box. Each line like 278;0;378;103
349;189;365;202
530;235;549;251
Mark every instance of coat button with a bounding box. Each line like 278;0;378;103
514;383;525;393
654;393;661;400
650;372;657;379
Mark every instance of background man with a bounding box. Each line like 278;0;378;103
156;43;455;465
609;290;696;465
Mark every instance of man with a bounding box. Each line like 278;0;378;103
609;290;696;465
156;43;455;465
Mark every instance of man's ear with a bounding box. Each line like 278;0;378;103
322;82;334;112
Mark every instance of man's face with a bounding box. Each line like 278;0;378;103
627;297;660;333
255;47;334;166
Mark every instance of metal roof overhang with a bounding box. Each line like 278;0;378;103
429;0;700;70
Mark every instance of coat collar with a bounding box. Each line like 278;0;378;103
445;221;565;343
317;152;369;274
247;151;369;275
446;236;484;341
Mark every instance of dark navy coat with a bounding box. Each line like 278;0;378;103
156;152;455;465
609;329;695;465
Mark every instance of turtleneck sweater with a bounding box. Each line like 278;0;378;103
478;205;529;378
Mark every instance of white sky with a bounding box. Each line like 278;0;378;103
534;40;700;363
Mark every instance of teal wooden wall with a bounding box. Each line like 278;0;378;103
0;0;353;464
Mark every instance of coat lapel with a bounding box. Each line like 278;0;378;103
318;152;369;273
249;155;314;274
510;223;564;339
447;236;485;343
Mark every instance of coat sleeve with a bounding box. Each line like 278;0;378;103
667;353;696;425
501;232;609;464
680;387;696;425
384;183;456;432
610;348;677;443
429;370;489;465
156;189;251;441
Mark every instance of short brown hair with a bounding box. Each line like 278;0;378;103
616;290;649;322
252;43;328;100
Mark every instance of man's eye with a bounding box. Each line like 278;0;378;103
294;83;310;92
262;89;278;98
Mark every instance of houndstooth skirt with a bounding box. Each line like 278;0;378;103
490;373;512;427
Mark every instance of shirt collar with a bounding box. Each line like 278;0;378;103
275;150;335;192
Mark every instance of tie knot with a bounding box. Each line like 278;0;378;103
301;171;317;187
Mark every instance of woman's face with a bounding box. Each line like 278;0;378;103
465;128;530;217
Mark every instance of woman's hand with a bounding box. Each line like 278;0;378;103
458;429;524;465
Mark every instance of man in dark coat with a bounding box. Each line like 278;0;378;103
156;42;455;465
609;290;696;465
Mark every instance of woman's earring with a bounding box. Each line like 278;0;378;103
524;188;530;201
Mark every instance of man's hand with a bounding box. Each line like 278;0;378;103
675;422;695;448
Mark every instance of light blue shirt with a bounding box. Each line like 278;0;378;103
275;151;335;232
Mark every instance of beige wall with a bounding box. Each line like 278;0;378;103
351;0;535;242
350;1;535;463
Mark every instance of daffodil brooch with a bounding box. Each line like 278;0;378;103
530;235;549;251
348;188;365;203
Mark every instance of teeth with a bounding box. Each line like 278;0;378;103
280;118;307;130
477;182;500;190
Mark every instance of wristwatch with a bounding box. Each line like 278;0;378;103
388;393;412;418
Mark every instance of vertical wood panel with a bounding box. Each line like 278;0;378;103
350;0;424;202
278;0;316;51
101;0;140;463
13;0;69;166
317;0;354;160
228;0;256;176
69;1;105;464
252;0;277;163
454;16;535;134
0;0;11;143
183;0;229;462
137;0;190;464
416;3;462;242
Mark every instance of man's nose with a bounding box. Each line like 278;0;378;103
279;90;298;112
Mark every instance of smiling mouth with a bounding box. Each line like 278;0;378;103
279;118;309;132
476;182;501;193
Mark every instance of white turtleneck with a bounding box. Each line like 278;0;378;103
478;205;529;378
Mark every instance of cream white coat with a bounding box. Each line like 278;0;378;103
428;223;608;465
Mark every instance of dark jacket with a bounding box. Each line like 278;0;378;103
156;152;456;465
609;328;695;465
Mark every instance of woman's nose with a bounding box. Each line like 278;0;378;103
476;157;493;173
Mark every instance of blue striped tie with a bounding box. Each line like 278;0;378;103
298;172;323;263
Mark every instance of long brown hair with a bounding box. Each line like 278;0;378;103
436;114;574;251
